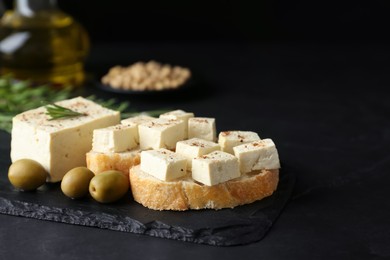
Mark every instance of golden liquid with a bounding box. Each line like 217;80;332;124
0;10;89;86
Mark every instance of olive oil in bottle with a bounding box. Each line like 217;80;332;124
0;0;89;86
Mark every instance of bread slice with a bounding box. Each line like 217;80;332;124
86;149;141;178
129;165;279;211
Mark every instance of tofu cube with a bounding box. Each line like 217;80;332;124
138;118;185;150
140;148;187;181
233;139;281;173
121;115;155;126
120;115;156;144
92;124;138;153
218;131;260;154
11;97;120;182
188;117;216;141
176;138;220;169
160;110;194;138
192;151;240;186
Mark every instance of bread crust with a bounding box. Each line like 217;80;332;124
129;165;279;211
86;149;140;178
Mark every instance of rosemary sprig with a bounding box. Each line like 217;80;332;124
0;75;73;132
45;104;86;120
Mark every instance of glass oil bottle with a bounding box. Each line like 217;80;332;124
0;0;90;87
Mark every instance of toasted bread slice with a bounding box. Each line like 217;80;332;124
86;149;141;178
129;165;279;211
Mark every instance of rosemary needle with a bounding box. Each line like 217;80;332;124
45;104;86;120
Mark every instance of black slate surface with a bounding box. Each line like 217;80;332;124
0;132;294;246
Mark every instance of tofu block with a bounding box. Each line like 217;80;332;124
176;138;220;169
233;139;280;173
11;97;120;182
160;110;194;138
140;148;187;181
138;118;185;150
121;115;155;126
218;131;260;154
188;117;216;141
92;124;138;153
120;115;156;144
192;151;240;186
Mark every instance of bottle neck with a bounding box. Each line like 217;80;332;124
15;0;58;16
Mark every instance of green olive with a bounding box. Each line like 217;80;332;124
8;159;47;191
61;167;94;199
89;170;129;203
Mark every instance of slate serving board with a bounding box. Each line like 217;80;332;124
0;132;295;246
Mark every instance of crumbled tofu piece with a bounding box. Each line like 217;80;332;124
188;117;216;141
160;110;194;138
192;151;240;186
140;148;187;181
218;131;260;154
92;124;138;153
11;97;120;182
233;139;280;173
176;138;220;169
120;115;155;144
138;118;185;150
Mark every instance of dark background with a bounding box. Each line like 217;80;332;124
60;0;390;42
5;0;390;42
1;1;390;259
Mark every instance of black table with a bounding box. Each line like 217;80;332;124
1;42;389;259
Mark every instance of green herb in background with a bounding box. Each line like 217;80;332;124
0;75;168;133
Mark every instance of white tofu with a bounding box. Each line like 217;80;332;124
188;117;216;142
192;151;240;186
218;131;260;154
120;115;156;144
11;97;120;182
138;118;185;150
92;124;138;153
160;110;194;138
233;139;280;173
176;138;220;169
140;148;187;181
121;115;155;126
